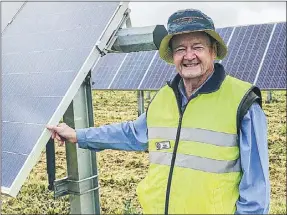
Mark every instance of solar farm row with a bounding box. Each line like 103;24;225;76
92;22;286;90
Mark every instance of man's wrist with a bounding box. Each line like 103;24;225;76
75;129;88;148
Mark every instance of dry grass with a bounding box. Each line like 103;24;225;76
1;90;286;214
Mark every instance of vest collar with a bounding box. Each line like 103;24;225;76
168;63;226;94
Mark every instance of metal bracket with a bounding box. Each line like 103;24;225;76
95;45;106;57
95;8;131;56
54;174;99;199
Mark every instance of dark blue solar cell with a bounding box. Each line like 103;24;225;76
2;94;62;128
2;95;39;123
256;22;286;89
139;52;177;90
92;53;127;89
2;71;77;98
2;122;45;155
2;152;28;188
221;23;274;84
110;51;157;90
2;122;24;152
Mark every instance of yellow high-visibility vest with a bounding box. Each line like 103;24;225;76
137;75;254;214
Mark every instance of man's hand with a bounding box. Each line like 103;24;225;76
46;123;77;145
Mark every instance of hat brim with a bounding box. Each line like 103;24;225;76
159;29;228;65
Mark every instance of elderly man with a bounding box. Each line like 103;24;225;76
47;9;270;214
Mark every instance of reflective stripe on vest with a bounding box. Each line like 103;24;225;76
148;127;237;147
150;151;241;173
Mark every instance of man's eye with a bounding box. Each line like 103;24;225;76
175;48;185;52
194;47;203;50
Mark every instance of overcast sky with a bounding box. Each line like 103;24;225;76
1;1;286;31
129;2;286;28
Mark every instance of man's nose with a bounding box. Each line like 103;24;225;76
184;48;196;60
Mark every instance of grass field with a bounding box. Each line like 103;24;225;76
1;90;286;214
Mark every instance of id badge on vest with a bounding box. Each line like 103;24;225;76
156;141;171;150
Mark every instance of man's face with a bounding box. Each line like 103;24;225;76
171;32;216;80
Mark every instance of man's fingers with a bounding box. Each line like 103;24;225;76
51;131;55;139
54;133;61;142
47;124;68;146
47;126;56;139
46;123;71;143
47;124;63;133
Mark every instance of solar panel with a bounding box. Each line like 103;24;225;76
2;1;128;197
92;53;127;89
109;51;157;90
256;22;286;89
138;52;176;90
221;23;274;83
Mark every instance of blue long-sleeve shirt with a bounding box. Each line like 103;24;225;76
76;65;270;214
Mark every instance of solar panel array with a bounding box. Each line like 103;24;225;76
92;22;286;90
2;1;125;197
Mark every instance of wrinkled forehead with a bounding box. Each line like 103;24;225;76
170;32;211;48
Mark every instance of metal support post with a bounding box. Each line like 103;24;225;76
85;71;101;213
137;90;145;116
146;91;151;100
61;82;100;214
267;90;272;103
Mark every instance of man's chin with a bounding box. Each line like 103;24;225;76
180;71;202;79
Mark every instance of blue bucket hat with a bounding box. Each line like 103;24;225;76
159;9;228;64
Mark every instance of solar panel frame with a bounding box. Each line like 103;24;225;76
2;1;129;197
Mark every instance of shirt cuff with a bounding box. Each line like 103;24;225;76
76;128;88;149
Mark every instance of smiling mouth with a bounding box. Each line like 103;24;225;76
183;63;200;67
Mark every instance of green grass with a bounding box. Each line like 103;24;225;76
1;90;286;214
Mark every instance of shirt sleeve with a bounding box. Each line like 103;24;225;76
235;103;270;214
75;113;148;152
